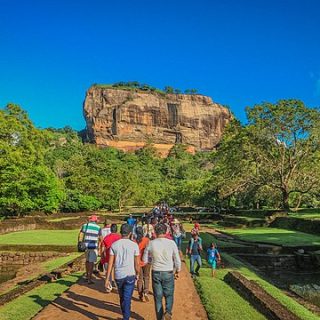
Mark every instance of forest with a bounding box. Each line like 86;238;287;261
1;99;320;216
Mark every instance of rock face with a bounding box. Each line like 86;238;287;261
83;86;231;156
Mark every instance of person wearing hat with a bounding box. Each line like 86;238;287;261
171;218;183;253
79;215;102;284
105;223;140;320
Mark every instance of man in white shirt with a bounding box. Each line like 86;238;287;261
143;223;181;320
105;223;140;320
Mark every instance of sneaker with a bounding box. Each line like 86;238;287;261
144;293;150;302
195;271;200;276
106;283;113;293
163;312;172;320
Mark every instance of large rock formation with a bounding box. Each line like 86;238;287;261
83;86;231;156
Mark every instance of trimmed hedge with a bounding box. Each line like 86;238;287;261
270;217;320;235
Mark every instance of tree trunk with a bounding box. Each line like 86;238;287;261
282;189;290;211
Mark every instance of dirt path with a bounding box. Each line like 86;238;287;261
33;262;207;320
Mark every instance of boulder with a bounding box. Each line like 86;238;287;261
83;86;231;156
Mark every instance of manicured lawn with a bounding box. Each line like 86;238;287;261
289;213;320;220
0;273;82;320
193;266;267;320
47;216;80;222
182;236;266;320
0;230;79;246
223;227;320;246
42;252;82;271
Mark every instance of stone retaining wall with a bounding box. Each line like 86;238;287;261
236;253;317;271
0;222;37;235
0;252;67;265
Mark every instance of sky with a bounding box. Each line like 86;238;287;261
0;0;320;130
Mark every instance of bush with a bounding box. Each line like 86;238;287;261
61;191;102;212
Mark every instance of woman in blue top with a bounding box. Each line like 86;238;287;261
207;243;221;278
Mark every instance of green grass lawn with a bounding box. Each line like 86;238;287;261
288;213;320;220
222;227;320;246
186;233;319;320
0;273;83;320
182;236;266;320
47;216;80;222
41;252;82;271
0;230;79;246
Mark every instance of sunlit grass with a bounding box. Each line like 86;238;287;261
0;273;83;320
223;227;320;246
0;230;79;246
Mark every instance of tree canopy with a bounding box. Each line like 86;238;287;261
1;99;319;216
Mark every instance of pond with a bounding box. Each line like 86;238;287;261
0;265;20;285
264;270;320;307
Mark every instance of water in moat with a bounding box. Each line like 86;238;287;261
264;270;320;307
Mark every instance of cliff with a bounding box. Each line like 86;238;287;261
83;86;231;156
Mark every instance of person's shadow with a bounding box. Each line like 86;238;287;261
31;277;145;320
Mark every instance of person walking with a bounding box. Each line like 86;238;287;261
142;218;154;239
100;223;121;292
105;224;140;320
78;215;102;284
143;223;181;320
127;214;136;227
101;220;111;238
171;219;183;253
207;242;221;277
135;226;151;302
186;233;203;278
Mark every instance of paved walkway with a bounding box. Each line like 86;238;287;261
33;262;207;320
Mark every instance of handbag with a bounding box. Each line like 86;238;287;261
78;223;89;252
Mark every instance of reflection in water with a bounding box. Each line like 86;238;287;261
264;270;320;307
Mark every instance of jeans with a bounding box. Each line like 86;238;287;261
137;264;151;296
173;235;182;251
115;275;136;320
152;271;175;320
190;254;202;274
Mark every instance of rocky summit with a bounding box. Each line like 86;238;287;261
83;85;232;156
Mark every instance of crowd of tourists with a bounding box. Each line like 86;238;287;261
78;203;221;320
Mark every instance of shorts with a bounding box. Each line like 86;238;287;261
85;249;98;263
208;259;217;269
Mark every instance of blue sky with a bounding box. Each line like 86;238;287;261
0;0;319;129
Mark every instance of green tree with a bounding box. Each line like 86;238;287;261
0;104;64;216
164;86;174;94
213;100;320;210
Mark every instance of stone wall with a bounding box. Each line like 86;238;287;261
0;221;37;235
0;252;67;265
236;253;316;271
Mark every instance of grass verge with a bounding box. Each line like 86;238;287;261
221;227;320;246
0;272;83;320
